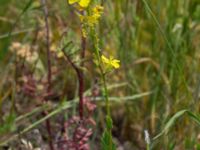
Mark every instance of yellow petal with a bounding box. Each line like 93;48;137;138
101;55;109;64
78;0;91;8
111;60;120;69
68;0;79;4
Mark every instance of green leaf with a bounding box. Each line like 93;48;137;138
196;144;200;150
106;115;113;130
101;129;116;150
153;110;200;140
0;112;16;134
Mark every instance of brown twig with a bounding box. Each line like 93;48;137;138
40;0;54;150
61;41;85;120
41;0;51;91
79;35;86;119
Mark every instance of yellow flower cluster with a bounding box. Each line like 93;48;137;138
79;5;104;27
68;0;121;71
68;0;104;37
68;0;91;8
101;55;120;69
79;5;103;37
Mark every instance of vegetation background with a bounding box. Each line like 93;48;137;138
0;0;200;149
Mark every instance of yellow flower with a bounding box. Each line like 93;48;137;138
101;55;120;69
78;0;90;8
68;0;91;8
92;5;104;19
78;5;103;37
79;15;98;27
79;5;104;27
68;0;79;4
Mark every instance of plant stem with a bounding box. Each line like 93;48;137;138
93;32;110;115
147;144;150;150
79;34;86;120
40;0;54;149
42;1;51;91
61;35;86;120
93;31;113;149
102;73;110;116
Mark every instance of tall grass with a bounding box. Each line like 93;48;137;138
0;0;200;149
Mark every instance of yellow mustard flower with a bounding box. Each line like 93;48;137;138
92;5;104;19
79;15;98;27
79;5;104;27
78;0;91;8
68;0;91;8
78;5;103;37
101;55;120;69
68;0;78;4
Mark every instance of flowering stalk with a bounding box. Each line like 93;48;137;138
67;1;119;149
85;3;120;149
93;31;116;150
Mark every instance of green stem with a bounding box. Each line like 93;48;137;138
102;73;110;116
93;30;113;150
93;32;109;115
147;144;150;150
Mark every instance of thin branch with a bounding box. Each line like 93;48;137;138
79;35;86;120
62;47;84;119
41;0;51;91
40;0;54;150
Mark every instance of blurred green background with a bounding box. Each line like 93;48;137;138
0;0;200;149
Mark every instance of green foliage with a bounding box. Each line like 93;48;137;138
154;110;200;140
106;115;113;130
196;144;200;150
0;112;16;134
0;0;200;149
101;129;116;150
101;116;116;150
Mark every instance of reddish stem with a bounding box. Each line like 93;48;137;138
79;36;86;119
62;36;86;120
40;0;54;150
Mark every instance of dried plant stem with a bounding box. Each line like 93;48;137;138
79;35;86;119
40;0;54;150
61;22;86;120
41;0;51;90
61;37;86;120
